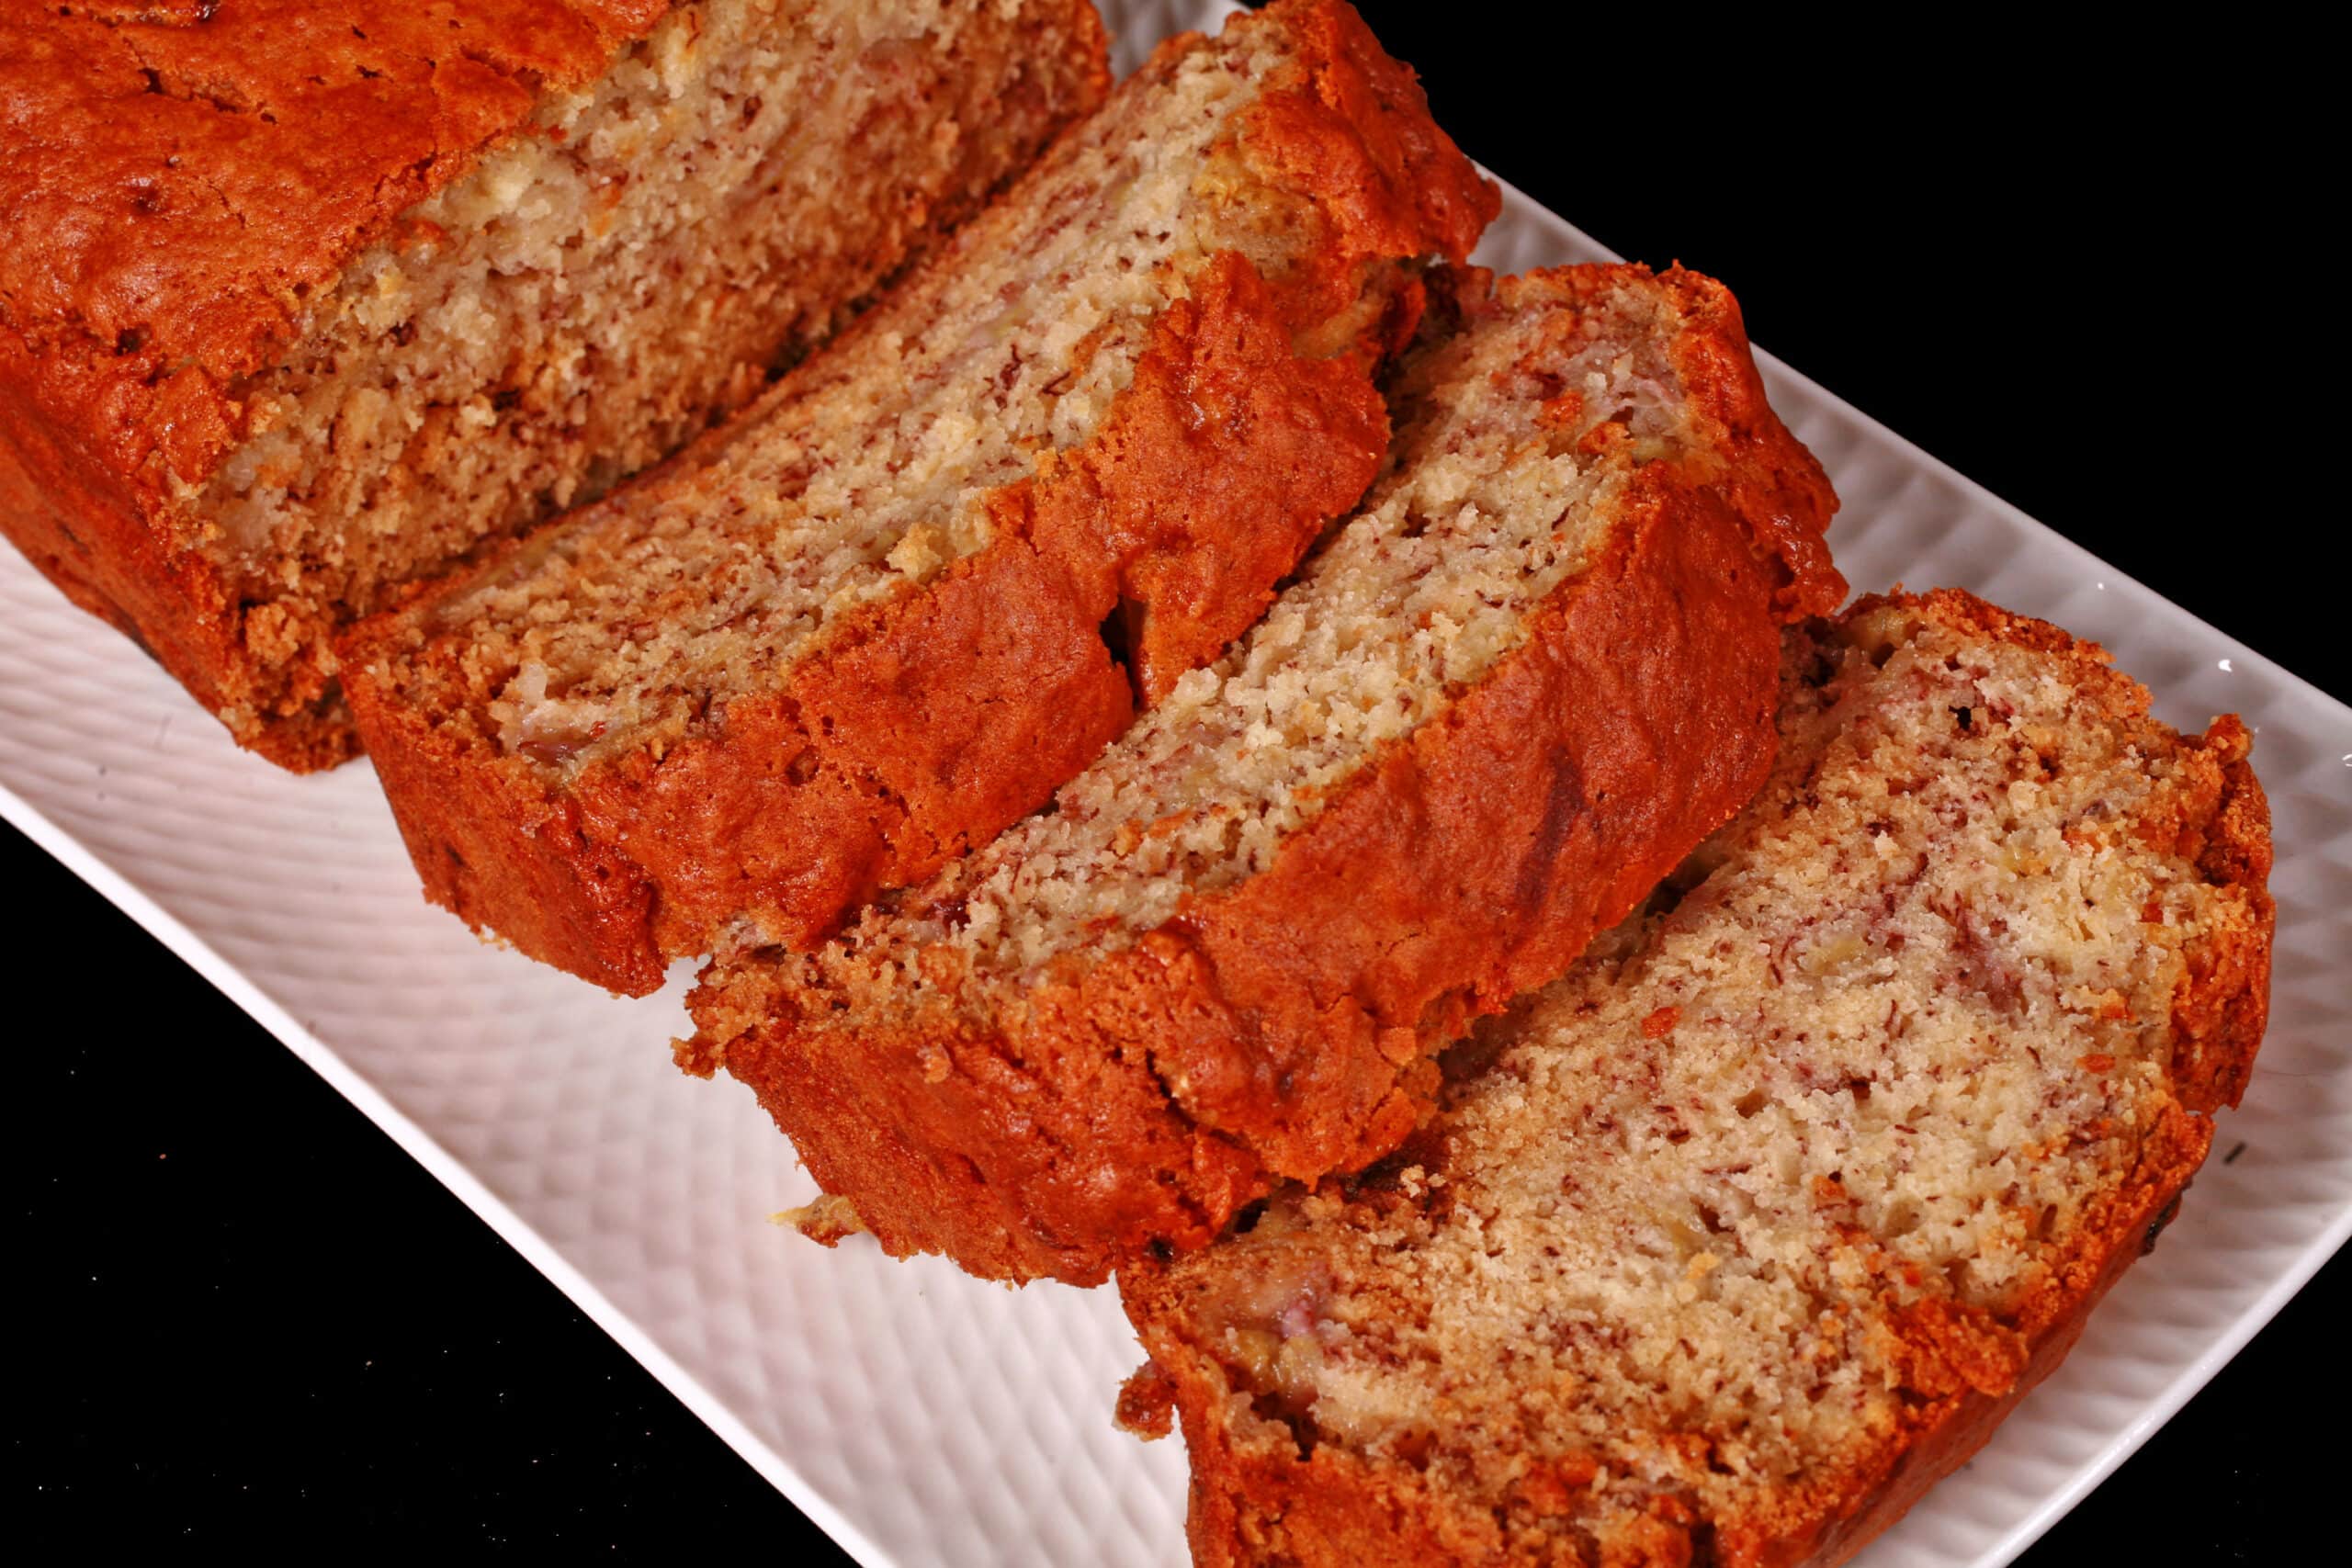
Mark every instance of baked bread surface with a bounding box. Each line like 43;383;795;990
344;0;1498;993
0;0;1109;767
685;262;1843;1284
1117;591;2274;1567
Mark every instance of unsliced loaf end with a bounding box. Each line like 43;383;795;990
1119;590;2274;1568
685;261;1843;1285
0;0;1109;768
345;0;1499;992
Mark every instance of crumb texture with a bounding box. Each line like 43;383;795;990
863;269;1698;982
686;261;1843;1285
345;0;1498;990
379;1;1441;774
0;0;1107;764
1122;591;2274;1567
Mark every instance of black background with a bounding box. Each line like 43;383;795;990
17;3;2341;1558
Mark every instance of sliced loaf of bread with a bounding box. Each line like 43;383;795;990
343;0;1497;991
684;263;1844;1284
1118;591;2274;1567
1;0;1109;769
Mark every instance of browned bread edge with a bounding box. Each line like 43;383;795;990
0;2;675;771
0;2;1114;770
1114;588;2276;1567
342;0;1500;992
688;264;1845;1283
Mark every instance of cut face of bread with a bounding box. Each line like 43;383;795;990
344;0;1499;993
685;263;1844;1284
1118;591;2275;1568
0;0;1109;769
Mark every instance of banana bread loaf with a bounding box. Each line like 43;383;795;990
684;262;1844;1284
1118;591;2275;1568
343;0;1498;993
0;0;1108;769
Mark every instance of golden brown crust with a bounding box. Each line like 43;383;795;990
346;250;1408;993
0;367;361;768
0;0;672;770
2165;719;2273;1113
706;477;1790;1287
1617;275;1840;618
1119;588;2277;1567
1;0;1112;770
346;0;1498;992
1237;0;1497;324
1;1;666;523
692;263;1845;1283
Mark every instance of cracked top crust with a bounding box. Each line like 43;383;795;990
0;0;666;516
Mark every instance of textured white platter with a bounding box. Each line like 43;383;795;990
6;4;2347;1563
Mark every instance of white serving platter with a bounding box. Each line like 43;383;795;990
5;4;2346;1562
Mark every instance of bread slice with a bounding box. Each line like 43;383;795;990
685;263;1845;1285
0;0;1108;769
1117;591;2274;1568
343;0;1498;993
